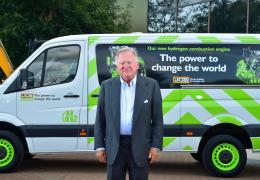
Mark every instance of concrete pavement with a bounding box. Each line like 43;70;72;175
1;152;260;180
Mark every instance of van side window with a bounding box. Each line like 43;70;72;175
27;53;44;88
43;46;80;86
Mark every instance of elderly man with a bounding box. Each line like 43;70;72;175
94;47;163;180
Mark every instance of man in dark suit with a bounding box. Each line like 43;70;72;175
94;47;163;180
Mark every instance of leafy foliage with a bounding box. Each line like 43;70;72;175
148;0;260;34
0;0;131;67
148;0;177;32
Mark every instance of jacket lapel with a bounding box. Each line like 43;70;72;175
110;77;121;135
132;75;145;128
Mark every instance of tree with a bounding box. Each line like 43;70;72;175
181;0;255;33
249;0;260;33
179;2;208;33
0;0;131;67
210;0;247;33
148;0;260;33
148;0;183;33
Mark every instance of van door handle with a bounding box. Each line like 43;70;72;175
91;94;99;97
64;94;80;98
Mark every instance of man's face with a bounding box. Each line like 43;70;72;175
116;51;139;81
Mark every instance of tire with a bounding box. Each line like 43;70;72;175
0;130;24;172
190;153;202;163
24;153;35;160
202;135;247;177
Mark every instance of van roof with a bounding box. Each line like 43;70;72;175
46;33;260;45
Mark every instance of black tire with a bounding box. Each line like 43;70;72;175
202;135;246;177
24;153;35;160
0;130;24;172
190;153;202;163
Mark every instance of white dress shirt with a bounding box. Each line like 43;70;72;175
120;75;137;135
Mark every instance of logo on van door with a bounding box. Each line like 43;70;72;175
62;110;78;123
173;76;190;84
21;93;34;101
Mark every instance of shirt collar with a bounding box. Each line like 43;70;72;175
120;75;137;87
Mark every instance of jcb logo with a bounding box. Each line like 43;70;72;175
21;93;34;101
173;76;190;84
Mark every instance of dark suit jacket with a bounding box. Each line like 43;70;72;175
94;75;163;167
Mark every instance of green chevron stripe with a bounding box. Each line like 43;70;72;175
217;116;242;126
162;90;180;115
197;36;222;43
163;137;176;149
88;58;96;78
251;137;260;150
236;36;260;43
154;36;179;43
88;87;100;110
114;36;139;44
224;89;260;121
88;36;100;46
183;145;193;151
163;89;227;116
181;90;228;115
175;113;201;125
88;137;94;144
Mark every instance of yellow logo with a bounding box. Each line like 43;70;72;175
21;93;34;101
173;76;190;84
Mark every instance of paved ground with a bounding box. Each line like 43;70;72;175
1;151;260;180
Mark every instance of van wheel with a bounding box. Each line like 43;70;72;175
0;131;24;172
202;135;246;177
24;153;35;159
190;153;202;163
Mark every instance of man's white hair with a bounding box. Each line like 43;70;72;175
115;47;139;64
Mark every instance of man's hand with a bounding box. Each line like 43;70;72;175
96;149;106;163
148;147;159;164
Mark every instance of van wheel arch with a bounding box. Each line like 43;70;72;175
198;123;251;155
190;152;202;163
0;122;29;156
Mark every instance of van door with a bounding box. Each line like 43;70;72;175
179;44;212;152
17;41;85;152
179;43;231;152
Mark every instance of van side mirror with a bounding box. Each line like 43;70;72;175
19;69;28;90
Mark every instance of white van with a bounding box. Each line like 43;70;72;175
1;33;260;177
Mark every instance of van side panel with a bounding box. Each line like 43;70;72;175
88;34;260;152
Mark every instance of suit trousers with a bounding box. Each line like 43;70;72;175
107;135;149;180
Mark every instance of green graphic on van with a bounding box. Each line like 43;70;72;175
62;111;78;123
183;145;193;151
236;48;260;84
88;137;94;144
163;137;176;149
251;137;260;150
